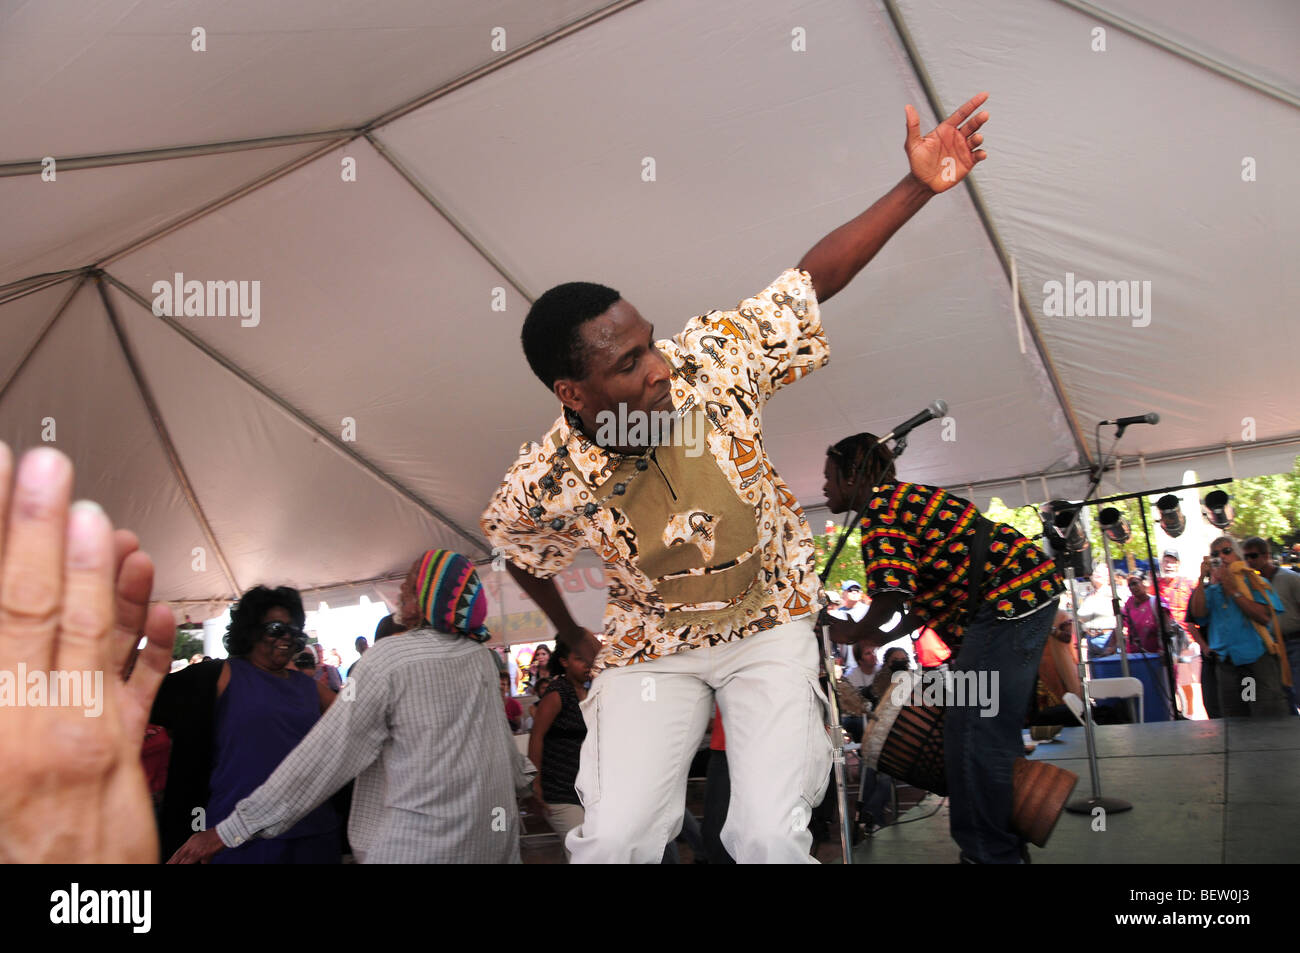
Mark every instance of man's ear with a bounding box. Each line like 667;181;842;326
554;379;583;415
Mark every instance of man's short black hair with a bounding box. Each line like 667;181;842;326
827;432;897;487
521;282;621;389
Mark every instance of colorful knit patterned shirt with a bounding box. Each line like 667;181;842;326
858;482;1063;643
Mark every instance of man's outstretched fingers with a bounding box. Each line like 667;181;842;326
112;548;154;675
0;448;73;671
123;603;176;743
960;110;990;137
944;91;988;127
53;500;115;675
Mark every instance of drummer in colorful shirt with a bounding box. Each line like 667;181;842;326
482;93;994;863
821;433;1063;864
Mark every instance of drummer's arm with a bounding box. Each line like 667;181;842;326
849;592;909;647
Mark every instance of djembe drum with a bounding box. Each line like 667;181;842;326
862;672;1077;847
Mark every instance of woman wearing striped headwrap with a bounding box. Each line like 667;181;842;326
397;549;492;640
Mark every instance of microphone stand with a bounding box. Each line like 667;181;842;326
1061;427;1133;818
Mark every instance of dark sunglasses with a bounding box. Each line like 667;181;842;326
1243;552;1264;560
261;621;307;646
1211;547;1234;557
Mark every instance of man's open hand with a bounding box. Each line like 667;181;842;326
905;91;989;193
0;445;175;863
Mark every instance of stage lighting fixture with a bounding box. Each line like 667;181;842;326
1202;490;1234;530
1098;507;1131;545
1155;494;1185;538
1039;500;1093;577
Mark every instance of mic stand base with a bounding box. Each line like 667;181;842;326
1066;795;1133;815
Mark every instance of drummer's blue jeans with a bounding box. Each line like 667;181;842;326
944;599;1059;863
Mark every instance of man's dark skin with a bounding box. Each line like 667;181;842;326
819;455;923;661
507;94;992;663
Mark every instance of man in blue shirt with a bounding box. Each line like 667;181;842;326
1189;537;1289;717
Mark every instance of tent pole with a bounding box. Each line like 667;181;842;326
95;275;243;599
880;0;1094;472
366;134;535;305
1048;0;1300;110
97;271;492;558
0;270;88;305
0;130;356;179
0;275;88;406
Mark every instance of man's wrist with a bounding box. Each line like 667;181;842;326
900;171;936;202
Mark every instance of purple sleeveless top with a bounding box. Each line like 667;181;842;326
207;658;338;839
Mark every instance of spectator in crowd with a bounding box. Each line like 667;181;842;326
347;636;369;678
502;672;523;731
1077;565;1119;656
1241;537;1300;712
527;644;552;697
1158;550;1194;652
1189;537;1290;718
528;640;591;861
327;647;344;671
151;585;341;862
374;613;407;642
1120;572;1169;655
1030;611;1083;725
837;581;868;621
168;549;535;864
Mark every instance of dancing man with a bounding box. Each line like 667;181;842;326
820;434;1063;863
482;93;991;863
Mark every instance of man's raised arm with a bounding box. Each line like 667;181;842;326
797;92;989;303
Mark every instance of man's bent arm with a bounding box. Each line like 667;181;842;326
798;174;932;303
506;562;583;645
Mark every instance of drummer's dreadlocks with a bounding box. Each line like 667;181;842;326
827;432;896;496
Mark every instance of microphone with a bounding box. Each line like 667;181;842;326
1099;413;1159;428
879;399;948;444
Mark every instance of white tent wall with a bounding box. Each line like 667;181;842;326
3;0;1296;619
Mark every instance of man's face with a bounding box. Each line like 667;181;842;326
1242;545;1269;571
556;300;673;446
1161;556;1179;577
843;588;861;605
1129;577;1146;600
823;457;853;514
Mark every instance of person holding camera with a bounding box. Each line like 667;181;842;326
1188;537;1289;717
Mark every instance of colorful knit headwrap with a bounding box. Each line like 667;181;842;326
414;549;490;642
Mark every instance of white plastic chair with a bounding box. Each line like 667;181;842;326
1086;676;1144;722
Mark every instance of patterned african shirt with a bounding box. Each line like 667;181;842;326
858;482;1063;643
482;269;828;674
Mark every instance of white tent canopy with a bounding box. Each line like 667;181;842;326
3;0;1297;613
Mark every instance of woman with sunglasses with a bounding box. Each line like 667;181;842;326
1188;538;1289;717
149;586;340;862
